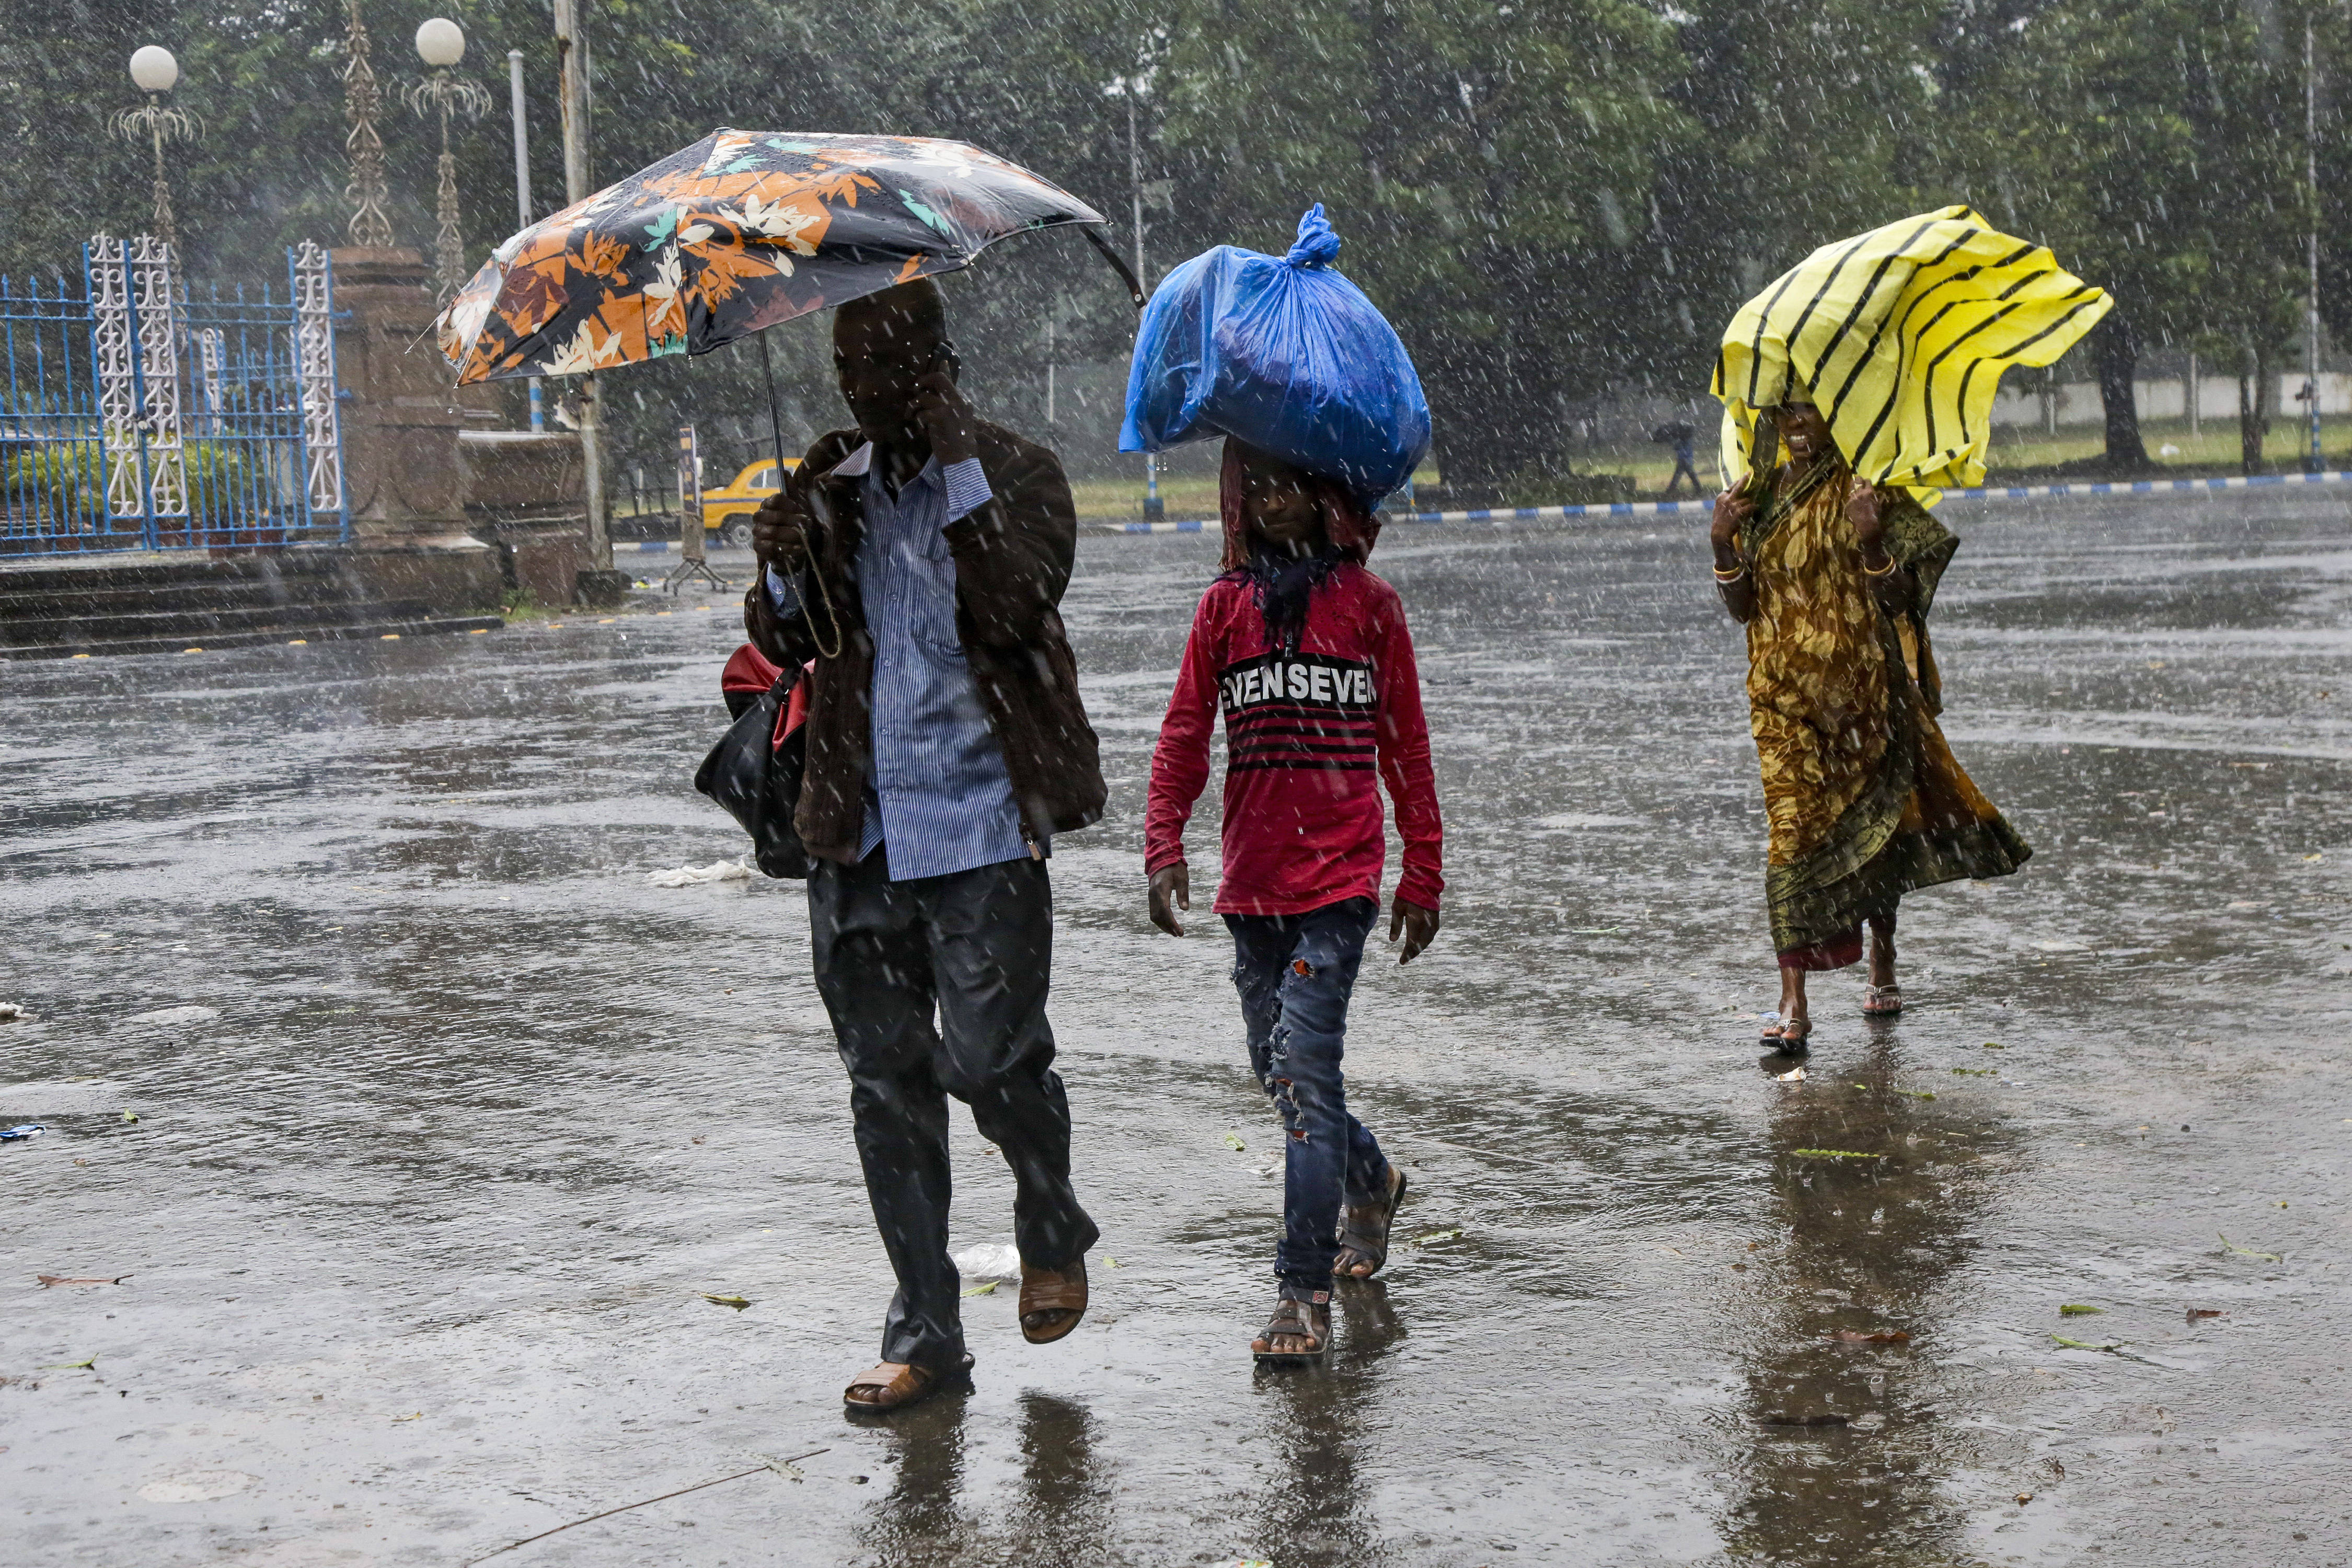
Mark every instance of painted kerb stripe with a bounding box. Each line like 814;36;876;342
1097;470;2352;534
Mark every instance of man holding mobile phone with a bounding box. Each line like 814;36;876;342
743;277;1107;1415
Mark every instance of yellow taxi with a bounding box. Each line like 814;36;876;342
701;457;799;549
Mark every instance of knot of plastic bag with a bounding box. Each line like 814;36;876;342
1285;203;1342;269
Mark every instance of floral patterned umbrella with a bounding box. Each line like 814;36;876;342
436;129;1125;384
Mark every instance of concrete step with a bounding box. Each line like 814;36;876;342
0;598;442;649
0;577;384;620
1;614;506;661
0;554;352;595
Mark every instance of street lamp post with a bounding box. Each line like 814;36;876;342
342;0;395;249
507;48;544;431
551;0;609;570
1127;90;1161;521
110;47;200;252
405;18;491;304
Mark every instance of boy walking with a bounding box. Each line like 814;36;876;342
1144;439;1444;1364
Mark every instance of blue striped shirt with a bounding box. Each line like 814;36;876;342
766;444;1041;881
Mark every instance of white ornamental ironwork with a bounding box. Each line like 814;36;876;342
128;234;189;516
89;236;143;519
193;326;225;433
292;241;345;515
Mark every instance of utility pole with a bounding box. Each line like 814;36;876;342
508;48;544;432
2307;15;2325;473
552;0;609;568
1129;90;1161;521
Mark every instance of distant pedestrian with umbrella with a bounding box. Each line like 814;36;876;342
1653;419;1703;495
1706;207;2109;1049
436;130;1137;1414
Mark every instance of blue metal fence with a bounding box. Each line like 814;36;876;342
0;236;348;557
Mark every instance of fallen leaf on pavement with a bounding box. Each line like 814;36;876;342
39;1358;96;1370
2051;1335;2124;1352
1412;1228;1463;1245
1827;1329;1912;1344
2217;1232;2281;1262
700;1294;751;1310
37;1275;128;1287
1223;1132;1247;1152
1790;1148;1882;1159
960;1281;997;1297
2059;1304;2105;1316
2186;1308;2225;1320
2016;1492;2034;1504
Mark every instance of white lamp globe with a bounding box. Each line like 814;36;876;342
415;18;466;68
129;45;179;95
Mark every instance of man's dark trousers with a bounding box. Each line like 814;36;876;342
809;850;1097;1373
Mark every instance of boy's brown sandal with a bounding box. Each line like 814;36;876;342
1018;1258;1087;1344
841;1353;971;1412
1333;1163;1409;1279
1252;1285;1330;1365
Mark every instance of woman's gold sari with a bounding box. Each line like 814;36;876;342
1740;457;2027;969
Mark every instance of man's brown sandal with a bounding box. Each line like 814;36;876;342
841;1353;972;1413
1018;1257;1087;1344
1333;1163;1408;1279
1252;1284;1330;1366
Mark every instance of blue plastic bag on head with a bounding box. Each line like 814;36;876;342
1119;205;1431;504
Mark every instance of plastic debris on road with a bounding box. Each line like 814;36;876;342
646;860;753;887
124;1005;220;1027
0;1001;21;1021
1775;1065;1807;1082
951;1242;1023;1283
4;1123;48;1141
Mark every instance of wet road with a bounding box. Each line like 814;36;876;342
5;494;2350;1567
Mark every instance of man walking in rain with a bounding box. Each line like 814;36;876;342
745;277;1105;1413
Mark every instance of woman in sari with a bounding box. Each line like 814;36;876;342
1709;389;2028;1050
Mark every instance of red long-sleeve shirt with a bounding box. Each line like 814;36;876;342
1145;563;1443;916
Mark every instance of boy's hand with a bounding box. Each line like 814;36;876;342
1389;897;1439;964
1148;864;1190;937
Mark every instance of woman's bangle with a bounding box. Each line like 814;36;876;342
1712;561;1747;583
1860;551;1899;578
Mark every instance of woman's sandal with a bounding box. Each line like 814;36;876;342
1251;1284;1331;1366
1861;983;1904;1017
1765;1014;1812;1052
1018;1258;1087;1344
842;1353;973;1413
1333;1163;1409;1279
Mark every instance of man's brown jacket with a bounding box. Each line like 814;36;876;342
742;420;1106;864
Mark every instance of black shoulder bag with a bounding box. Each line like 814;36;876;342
694;670;811;879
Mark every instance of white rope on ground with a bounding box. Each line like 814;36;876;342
1096;468;2352;534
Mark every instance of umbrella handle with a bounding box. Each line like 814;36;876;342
1082;225;1148;310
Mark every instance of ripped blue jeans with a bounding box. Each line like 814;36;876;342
1225;895;1390;1289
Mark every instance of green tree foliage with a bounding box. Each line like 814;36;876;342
1931;0;2321;468
0;0;2336;488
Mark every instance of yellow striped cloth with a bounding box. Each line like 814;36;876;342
1711;205;2112;506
